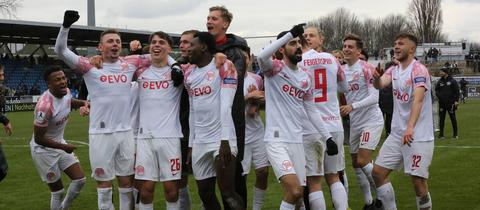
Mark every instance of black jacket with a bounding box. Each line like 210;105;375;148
216;34;248;160
435;75;459;106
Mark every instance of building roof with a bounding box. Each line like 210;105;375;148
0;19;180;48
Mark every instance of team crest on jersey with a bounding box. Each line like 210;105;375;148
36;111;47;124
95;168;105;177
206;71;215;81
300;79;308;88
121;62;129;71
136;165;145;176
46;171;56;181
282;160;293;172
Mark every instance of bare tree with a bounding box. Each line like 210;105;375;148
0;0;21;18
308;8;362;51
408;0;444;43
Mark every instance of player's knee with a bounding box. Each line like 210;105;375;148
356;156;370;167
255;167;268;180
164;188;179;202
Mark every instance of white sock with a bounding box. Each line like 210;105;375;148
330;181;348;210
133;188;139;210
166;200;180;210
61;177;86;209
139;202;153;210
253;187;266;210
355;168;373;205
416;192;432;210
377;182;396;210
361;163;376;192
119;187;133;210
309;191;326;210
341;171;349;195
280;200;295;210
178;186;191;210
97;187;114;210
50;188;64;210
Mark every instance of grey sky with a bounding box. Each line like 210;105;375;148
8;0;480;54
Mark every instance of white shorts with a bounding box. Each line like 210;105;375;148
89;130;135;181
266;141;306;186
375;136;434;179
241;138;269;175
30;146;79;183
324;132;345;174
135;138;182;182
191;140;238;180
349;125;383;154
303;134;326;177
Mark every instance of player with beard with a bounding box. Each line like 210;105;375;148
257;25;338;210
340;34;384;210
300;26;349;210
185;32;244;210
31;65;89;210
55;11;152;210
372;33;434;210
207;7;249;207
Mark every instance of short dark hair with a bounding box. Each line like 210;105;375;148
149;31;173;47
43;65;64;82
209;6;233;23
194;32;216;54
100;29;121;42
395;33;418;46
343;34;363;49
360;49;369;61
181;30;199;37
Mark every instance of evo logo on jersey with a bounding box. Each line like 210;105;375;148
189;86;212;96
142;81;169;90
99;74;128;83
282;84;306;99
393;89;410;102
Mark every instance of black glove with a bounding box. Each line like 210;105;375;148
63;10;80;28
326;137;338;156
171;63;184;87
289;23;306;38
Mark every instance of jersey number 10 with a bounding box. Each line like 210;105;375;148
314;68;327;102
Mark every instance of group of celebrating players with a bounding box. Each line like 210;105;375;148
29;5;434;210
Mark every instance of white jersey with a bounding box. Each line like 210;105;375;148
343;60;383;127
136;65;183;139
244;72;265;144
299;49;347;134
184;59;237;144
55;27;151;134
384;60;434;141
30;89;72;151
129;82;140;136
257;32;331;143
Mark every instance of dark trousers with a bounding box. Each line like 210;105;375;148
382;111;393;136
0;144;8;182
439;104;458;137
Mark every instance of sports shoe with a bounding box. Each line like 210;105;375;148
362;202;376;210
452;136;458;140
438;136;445;140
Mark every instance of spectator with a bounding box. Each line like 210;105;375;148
459;78;468;103
378;61;396;136
0;63;14;182
435;68;460;139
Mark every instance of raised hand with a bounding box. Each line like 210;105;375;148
63;10;80;28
